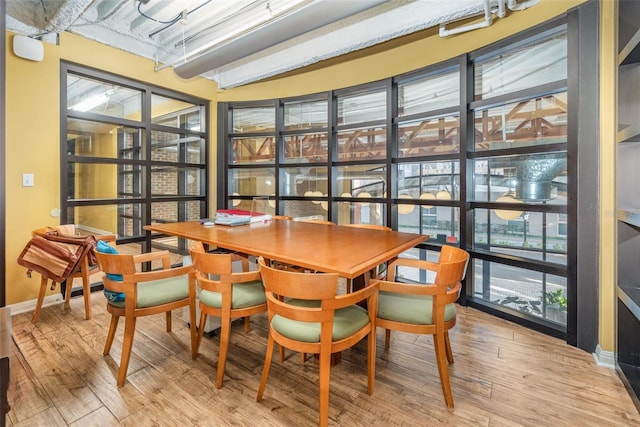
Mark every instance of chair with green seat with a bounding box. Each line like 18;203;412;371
375;245;469;409
256;257;379;427
189;242;267;388
94;241;196;387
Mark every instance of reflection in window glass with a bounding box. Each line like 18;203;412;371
473;209;567;264
232;106;275;133
67;120;142;159
151;167;202;196
474;32;567;101
398;115;460;157
398;161;459;201
335;165;386;199
67;74;142;120
336;202;386;227
281;200;329;221
472;153;567;204
67;163;143;200
474;92;567;151
69;203;142;239
337;126;386;161
229;168;276;198
281;167;327;197
283;133;328;163
397;203;458;240
151;131;204;164
337;89;386;125
398;70;459;116
151;95;203;131
473;259;567;325
284;99;328;130
232;136;276;164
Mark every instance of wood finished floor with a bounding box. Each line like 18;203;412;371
6;294;640;426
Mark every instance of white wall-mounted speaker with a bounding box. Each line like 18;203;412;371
13;35;44;62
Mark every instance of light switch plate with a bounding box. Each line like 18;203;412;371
22;173;34;187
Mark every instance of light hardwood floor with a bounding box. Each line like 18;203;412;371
6;292;640;426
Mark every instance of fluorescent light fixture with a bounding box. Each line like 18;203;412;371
69;90;113;112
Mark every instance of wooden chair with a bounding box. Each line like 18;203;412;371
293;218;336;225
374;245;469;409
95;244;196;387
189;242;267;388
257;257;379;427
272;215;292;220
30;225;116;323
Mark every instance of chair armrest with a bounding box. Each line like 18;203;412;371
331;281;379;310
372;279;438;296
131;250;173;270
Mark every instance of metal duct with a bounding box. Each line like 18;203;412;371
515;154;566;201
174;0;387;79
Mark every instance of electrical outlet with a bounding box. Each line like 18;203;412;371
22;173;34;187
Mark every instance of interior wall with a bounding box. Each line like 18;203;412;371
4;32;217;305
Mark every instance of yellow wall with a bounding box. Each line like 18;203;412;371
5;32;217;305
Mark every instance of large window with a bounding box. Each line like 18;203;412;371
220;23;572;333
62;64;208;259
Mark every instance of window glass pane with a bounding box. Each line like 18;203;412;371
337;89;386;125
151;95;203;131
232;106;275;133
67;163;143;200
474;32;567;101
472;153;567;204
473;259;567;325
474;92;567;151
284;99;328;130
68;203;142;238
473;209;567;264
281;200;329;221
151;166;202;196
336;202;386;226
337;126;386;161
398;115;460;157
398;161;459;202
67;120;142;159
335;164;386;199
67;74;142;120
283;133;328;163
151;131;204;164
229;168;276;197
150;200;201;224
231;136;276;164
280;166;327;197
397;204;458;241
398;70;459;116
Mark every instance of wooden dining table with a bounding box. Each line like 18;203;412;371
144;220;427;282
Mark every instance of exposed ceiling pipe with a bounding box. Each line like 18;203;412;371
439;0;492;37
42;0;94;35
173;0;387;79
507;0;540;11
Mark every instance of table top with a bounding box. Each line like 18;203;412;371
145;220;427;279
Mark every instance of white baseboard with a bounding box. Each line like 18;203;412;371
9;294;64;317
593;344;616;369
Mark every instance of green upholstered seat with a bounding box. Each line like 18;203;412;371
272;299;370;343
108;275;189;309
199;279;266;309
377;291;456;325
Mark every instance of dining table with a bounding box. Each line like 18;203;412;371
144;219;427;283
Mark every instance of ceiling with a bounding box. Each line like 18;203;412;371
5;0;539;89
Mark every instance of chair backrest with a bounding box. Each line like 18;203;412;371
189;242;259;294
294;219;336;225
342;223;391;231
258;257;338;303
387;245;469;295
